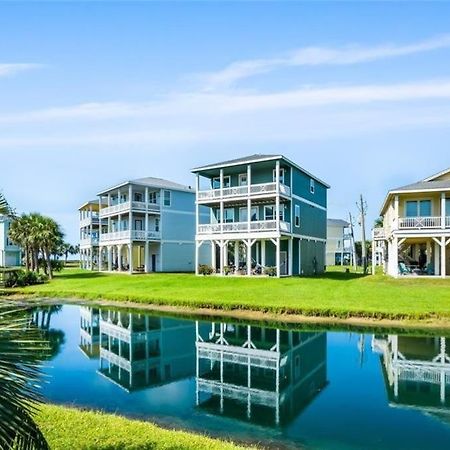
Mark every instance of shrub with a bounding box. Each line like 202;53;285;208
223;266;233;275
5;270;48;287
263;266;277;277
198;264;214;276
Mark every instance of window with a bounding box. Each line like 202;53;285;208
264;205;274;220
273;168;285;184
135;219;143;231
155;218;160;232
134;192;143;202
238;173;248;186
149;192;157;204
310;178;315;194
223;208;235;223
240;206;258;222
163;190;171;207
295;204;300;227
212;176;231;189
264;205;284;221
405;200;431;217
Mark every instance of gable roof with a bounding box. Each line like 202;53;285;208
97;177;193;196
192;154;330;188
380;168;450;215
327;218;350;227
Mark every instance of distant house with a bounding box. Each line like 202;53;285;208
80;177;208;273
373;168;450;277
192;154;329;277
326;218;353;266
0;215;21;267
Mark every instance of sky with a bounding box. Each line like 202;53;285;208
1;1;450;243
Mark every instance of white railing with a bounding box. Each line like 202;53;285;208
197;182;291;201
197;220;291;234
80;216;100;228
99;201;160;217
372;228;385;239
398;216;442;229
99;230;161;242
80;236;99;246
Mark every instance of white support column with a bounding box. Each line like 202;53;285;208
118;245;123;271
220;169;224;234
372;240;376;275
195;241;200;275
98;247;103;271
441;236;446;279
276;237;281;278
247;239;252;276
394;195;399;230
144;241;149;273
129;184;133;238
275;161;280;234
434;239;441;276
219;241;224;275
128;243;133;274
247;164;251;232
195;174;200;257
234;240;239;270
288;237;293;276
388;237;399;277
107;246;112;272
442;192;446;229
261;240;266;269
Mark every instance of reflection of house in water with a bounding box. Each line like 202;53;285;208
79;307;100;358
373;335;450;411
195;322;328;426
98;310;197;391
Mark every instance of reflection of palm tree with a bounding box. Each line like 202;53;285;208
31;306;66;360
0;302;50;449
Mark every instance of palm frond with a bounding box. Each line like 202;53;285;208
0;303;50;450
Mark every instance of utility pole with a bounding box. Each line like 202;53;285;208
348;212;357;270
357;194;368;274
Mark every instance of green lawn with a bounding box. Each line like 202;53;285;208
36;404;247;450
7;267;450;320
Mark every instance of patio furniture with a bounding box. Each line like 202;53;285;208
398;262;412;276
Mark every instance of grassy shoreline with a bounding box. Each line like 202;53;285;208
36;404;248;449
4;268;450;322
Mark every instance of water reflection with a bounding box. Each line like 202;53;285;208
373;335;450;410
195;322;327;426
26;304;450;448
96;308;197;391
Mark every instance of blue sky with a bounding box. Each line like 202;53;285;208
1;1;450;243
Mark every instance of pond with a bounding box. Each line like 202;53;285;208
28;304;450;449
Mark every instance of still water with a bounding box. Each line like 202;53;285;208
32;304;450;449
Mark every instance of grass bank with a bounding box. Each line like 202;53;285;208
7;267;450;321
36;404;248;450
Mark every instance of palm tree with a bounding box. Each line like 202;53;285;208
0;302;50;449
0;191;10;216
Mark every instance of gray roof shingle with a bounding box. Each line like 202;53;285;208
392;180;450;192
327;218;350;227
97;177;193;196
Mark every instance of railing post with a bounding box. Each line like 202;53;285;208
442;192;446;230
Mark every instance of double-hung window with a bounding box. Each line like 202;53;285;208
223;208;235;223
264;205;284;221
134;192;143;202
148;192;157;204
295;204;300;227
163;190;171;207
405;200;431;217
240;206;258;222
212;176;231;189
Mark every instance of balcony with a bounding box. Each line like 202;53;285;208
80;236;99;246
372;228;386;240
99;230;161;243
398;216;449;230
197;220;291;235
99;201;160;218
197;182;291;202
80;216;101;228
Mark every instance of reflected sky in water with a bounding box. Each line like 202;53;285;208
30;304;450;450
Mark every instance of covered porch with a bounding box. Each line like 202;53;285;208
98;242;161;274
196;237;294;277
387;235;450;278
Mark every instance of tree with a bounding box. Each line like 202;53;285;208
0;301;50;449
0;191;10;216
374;216;384;228
9;213;64;278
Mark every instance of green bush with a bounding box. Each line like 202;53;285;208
198;264;214;275
5;270;48;287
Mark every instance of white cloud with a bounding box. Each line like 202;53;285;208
199;34;450;90
0;63;44;77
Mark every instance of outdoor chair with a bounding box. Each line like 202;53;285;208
398;262;412;276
